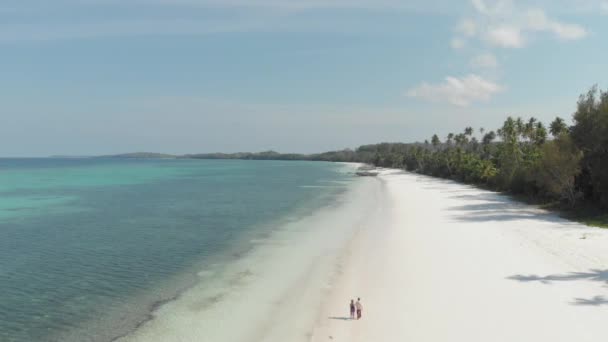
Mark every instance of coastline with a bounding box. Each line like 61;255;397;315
15;160;365;342
116;163;383;342
117;167;608;341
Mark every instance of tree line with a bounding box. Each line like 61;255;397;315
350;86;608;209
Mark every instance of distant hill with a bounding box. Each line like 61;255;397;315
59;144;430;162
99;152;177;159
184;149;362;162
185;150;307;160
49;155;94;158
91;148;371;163
86;146;399;163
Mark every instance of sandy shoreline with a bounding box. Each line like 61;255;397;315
119;168;608;342
312;170;608;341
117;164;382;342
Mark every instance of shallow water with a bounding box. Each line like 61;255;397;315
0;158;355;342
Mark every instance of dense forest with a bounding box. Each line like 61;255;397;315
349;86;608;214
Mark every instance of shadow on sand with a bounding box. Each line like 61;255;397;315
572;296;608;306
440;180;603;305
507;269;608;285
508;269;608;306
328;316;352;321
445;190;580;225
412;172;605;306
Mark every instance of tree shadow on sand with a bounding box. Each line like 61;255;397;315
507;269;608;285
508;269;608;306
572;296;608;306
446;192;580;225
448;192;508;202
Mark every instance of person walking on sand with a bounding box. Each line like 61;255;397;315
349;299;355;319
355;298;363;320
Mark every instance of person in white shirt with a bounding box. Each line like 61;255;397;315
355;298;363;320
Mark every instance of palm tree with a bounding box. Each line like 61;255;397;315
447;133;454;145
431;134;441;147
533;122;547;145
549;117;568;137
482;131;496;145
523;117;536;140
514;117;525;141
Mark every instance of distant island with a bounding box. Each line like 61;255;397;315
97;152;178;159
100;149;369;162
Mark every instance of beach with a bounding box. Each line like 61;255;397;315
115;163;382;342
312;170;608;341
3;159;606;342
116;167;608;342
0;159;368;342
7;1;607;341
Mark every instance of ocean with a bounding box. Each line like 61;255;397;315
0;158;373;342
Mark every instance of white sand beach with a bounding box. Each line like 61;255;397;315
312;170;608;341
120;169;608;342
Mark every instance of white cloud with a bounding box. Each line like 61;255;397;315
406;74;503;107
550;22;587;39
524;9;587;40
471;0;514;16
454;0;588;49
450;37;466;49
484;26;525;48
456;18;477;36
471;0;489;14
524;8;551;30
470;52;498;69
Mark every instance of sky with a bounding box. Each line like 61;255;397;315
1;0;607;156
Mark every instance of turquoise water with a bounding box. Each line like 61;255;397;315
0;158;353;342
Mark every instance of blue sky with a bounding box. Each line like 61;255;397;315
1;0;607;156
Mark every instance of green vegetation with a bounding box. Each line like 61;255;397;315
347;86;608;227
553;200;608;229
